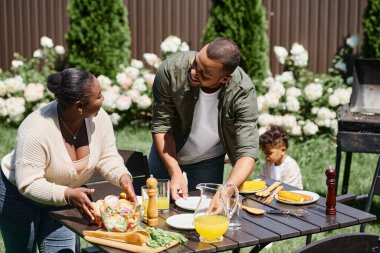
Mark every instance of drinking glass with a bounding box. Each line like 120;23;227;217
141;179;170;216
228;194;243;230
157;179;170;213
141;185;149;218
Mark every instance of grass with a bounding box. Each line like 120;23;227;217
0;123;378;252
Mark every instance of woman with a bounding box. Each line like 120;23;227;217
0;68;136;252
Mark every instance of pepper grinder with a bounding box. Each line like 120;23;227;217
146;175;158;227
325;167;336;215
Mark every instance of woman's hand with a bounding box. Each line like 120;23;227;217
119;173;137;203
65;187;96;222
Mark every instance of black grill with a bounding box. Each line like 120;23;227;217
338;59;380;133
338;105;380;133
350;59;380;114
336;59;380;195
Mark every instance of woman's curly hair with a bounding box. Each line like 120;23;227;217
259;125;289;149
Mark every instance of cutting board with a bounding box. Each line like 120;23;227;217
84;235;179;253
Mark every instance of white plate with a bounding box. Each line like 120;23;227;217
240;185;267;194
275;190;319;205
166;213;195;230
175;196;202;211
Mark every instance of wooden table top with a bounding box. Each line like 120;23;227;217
50;179;376;253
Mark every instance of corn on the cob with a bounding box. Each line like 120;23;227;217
278;190;313;203
240;180;266;191
278;195;303;203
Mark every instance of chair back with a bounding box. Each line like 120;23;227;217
373;157;380;197
359;155;380;232
85;149;149;201
294;233;379;253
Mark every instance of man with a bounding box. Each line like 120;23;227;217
149;37;259;200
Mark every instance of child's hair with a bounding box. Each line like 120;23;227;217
259;125;289;149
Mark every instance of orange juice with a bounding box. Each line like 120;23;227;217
157;196;169;210
143;197;169;216
143;200;148;217
194;215;229;240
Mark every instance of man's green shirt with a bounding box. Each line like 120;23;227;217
151;51;259;165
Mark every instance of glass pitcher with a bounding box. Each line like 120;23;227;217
193;183;240;243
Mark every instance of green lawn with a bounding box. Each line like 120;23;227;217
0;123;378;252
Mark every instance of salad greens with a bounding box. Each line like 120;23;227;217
145;227;187;248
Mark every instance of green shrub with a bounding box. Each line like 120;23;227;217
66;0;131;77
202;0;269;85
362;0;380;58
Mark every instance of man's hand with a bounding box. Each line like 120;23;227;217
206;185;238;217
119;173;137;203
153;132;186;200
170;171;188;201
207;193;224;215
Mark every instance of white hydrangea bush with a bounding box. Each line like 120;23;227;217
98;35;188;126
98;58;156;126
98;35;189;126
2;33;356;137
160;35;190;59
0;36;64;124
258;40;355;139
0;35;190;127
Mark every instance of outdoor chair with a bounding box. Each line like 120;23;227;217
294;233;380;253
336;155;380;232
81;149;150;253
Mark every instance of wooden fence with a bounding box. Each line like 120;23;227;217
0;0;367;74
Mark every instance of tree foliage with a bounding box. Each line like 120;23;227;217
202;0;269;83
362;0;380;58
66;0;131;77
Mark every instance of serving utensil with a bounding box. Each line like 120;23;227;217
242;205;265;215
266;209;308;217
256;181;281;197
264;185;284;204
83;230;150;245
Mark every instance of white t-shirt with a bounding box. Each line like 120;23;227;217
177;88;225;164
259;155;303;189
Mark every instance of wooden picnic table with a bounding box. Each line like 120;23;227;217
50;179;376;253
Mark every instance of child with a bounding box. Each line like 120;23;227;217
259;125;303;189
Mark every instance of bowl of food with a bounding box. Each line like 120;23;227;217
98;197;144;232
